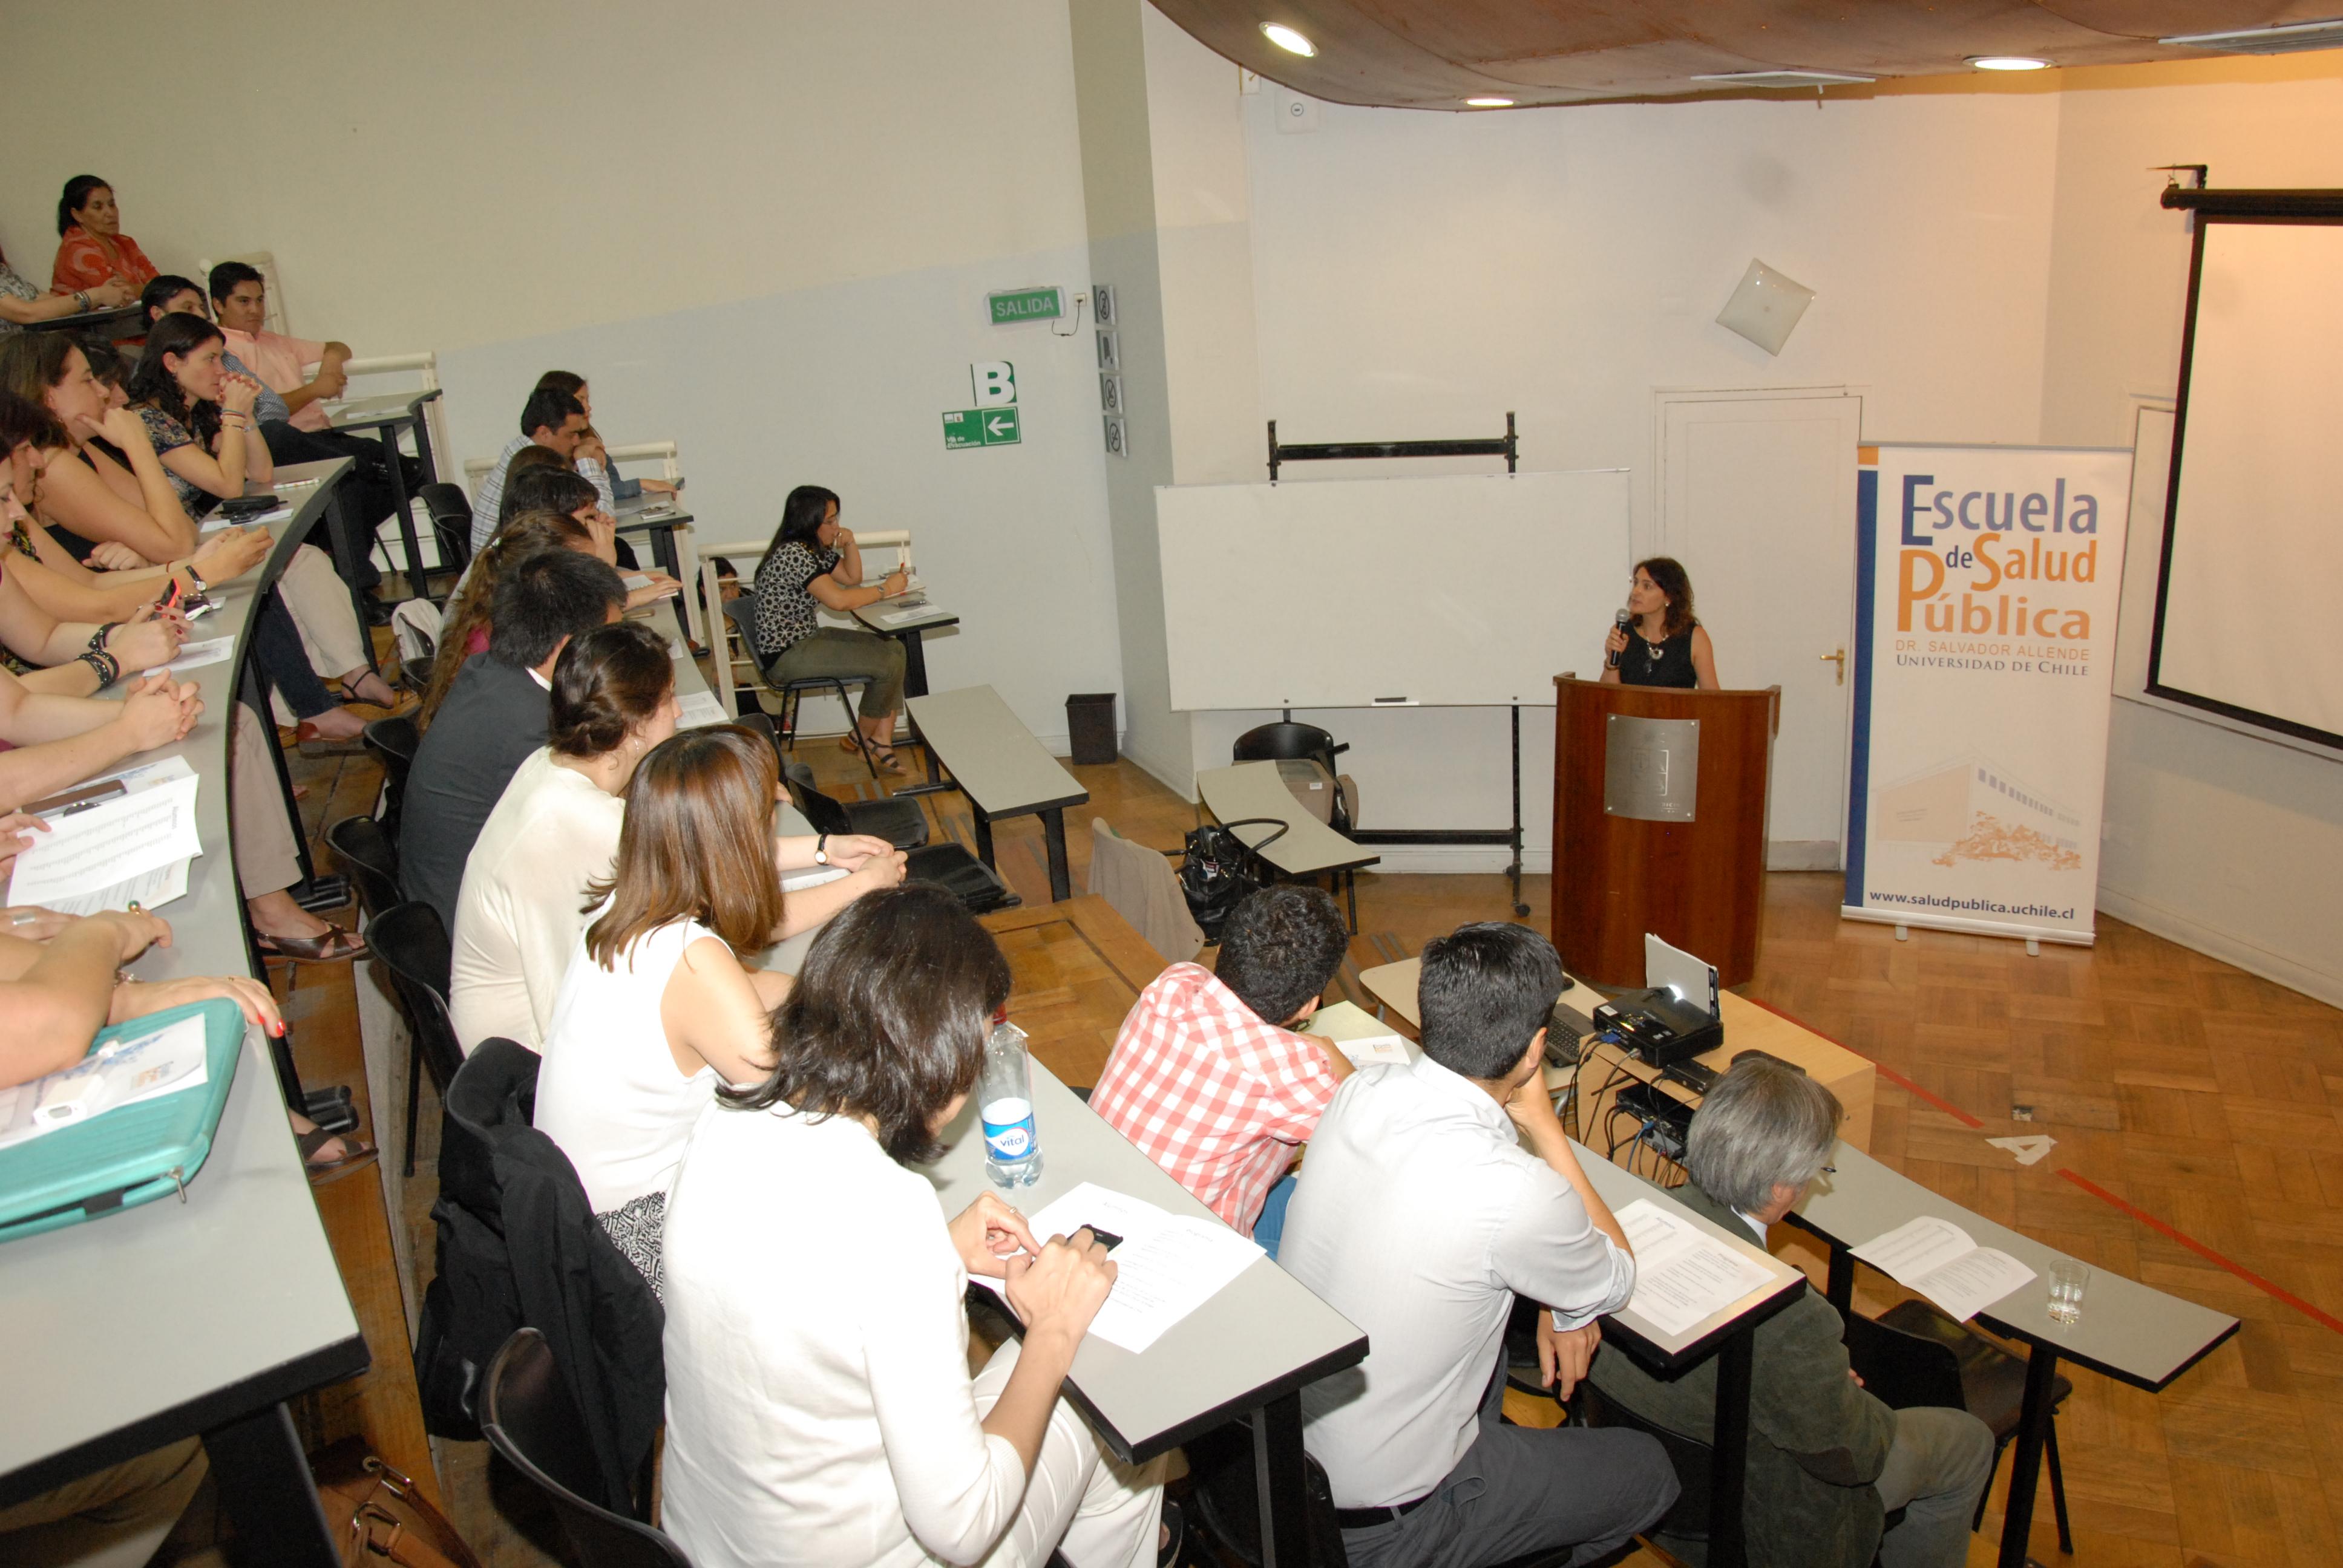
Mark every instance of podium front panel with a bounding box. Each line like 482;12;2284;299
1603;715;1700;822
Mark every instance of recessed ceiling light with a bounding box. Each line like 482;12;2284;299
1260;22;1316;57
1969;55;2049;71
1464;97;1514;108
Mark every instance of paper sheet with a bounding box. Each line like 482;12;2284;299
1299;1004;1413;1068
876;603;946;627
5;776;201;910
1850;1215;2036;1322
36;857;189;919
1610;1198;1777;1337
101;756;195;794
0;1012;211;1151
1005;1181;1265;1353
161;636;234;675
676;690;730;730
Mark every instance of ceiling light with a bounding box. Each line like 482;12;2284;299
2161;19;2343;55
1464;96;1514;107
1260;22;1316;57
1689;69;1875;87
1968;56;2049;71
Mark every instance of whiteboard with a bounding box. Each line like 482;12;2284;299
1156;469;1631;710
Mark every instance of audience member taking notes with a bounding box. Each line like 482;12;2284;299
1090;885;1352;1255
661;884;1168;1568
1280;921;1673;1568
1588;1057;1993;1568
749;484;911;771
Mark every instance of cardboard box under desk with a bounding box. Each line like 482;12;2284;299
1545;990;1876;1174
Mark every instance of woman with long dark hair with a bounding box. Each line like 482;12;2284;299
50;176;160;298
661;884;1169;1568
749;483;912;769
1602;556;1721;691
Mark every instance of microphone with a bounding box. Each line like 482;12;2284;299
1607;608;1631;669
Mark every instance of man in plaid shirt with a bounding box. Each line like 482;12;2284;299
1091;887;1353;1254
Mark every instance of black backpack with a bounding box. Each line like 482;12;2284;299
1176;818;1287;940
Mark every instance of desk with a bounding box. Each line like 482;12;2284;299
321;390;442;601
22;302;143;339
612;494;693;619
852;597;959;699
1195;761;1380;930
904;685;1089;903
0;470;369;1565
925;1055;1365;1568
1791;1142;2237;1568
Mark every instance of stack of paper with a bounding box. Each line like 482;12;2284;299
5;774;202;916
162;636;234;675
1850;1216;2035;1322
675;690;730;730
0;1013;211;1151
991;1181;1265;1353
1302;1000;1413;1068
1609;1198;1777;1336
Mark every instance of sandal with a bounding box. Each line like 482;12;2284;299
333;679;417;716
842;734;905;773
295;720;367;757
298;1125;378;1184
255;924;369;963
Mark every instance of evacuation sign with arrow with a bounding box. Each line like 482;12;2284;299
943;362;1023;449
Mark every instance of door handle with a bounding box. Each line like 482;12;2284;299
1820;647;1846;685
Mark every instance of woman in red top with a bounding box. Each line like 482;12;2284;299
50;177;160;296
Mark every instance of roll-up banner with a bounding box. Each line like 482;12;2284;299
1844;445;2132;946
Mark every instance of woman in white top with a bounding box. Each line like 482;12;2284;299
533;725;905;1295
662;884;1167;1568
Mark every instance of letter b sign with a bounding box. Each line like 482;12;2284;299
972;362;1017;408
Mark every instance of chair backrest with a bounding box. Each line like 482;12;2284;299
324;815;401;920
418;482;475;573
1575;1380;1715;1544
784;771;856;838
482;1329;692;1568
1234;721;1344;767
1087;818;1205;962
364;714;422;832
368;901;465;1093
1841;1310;1968;1413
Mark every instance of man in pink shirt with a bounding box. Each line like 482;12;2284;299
1089;885;1353;1255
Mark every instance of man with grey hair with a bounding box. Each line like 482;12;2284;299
1588;1057;1993;1568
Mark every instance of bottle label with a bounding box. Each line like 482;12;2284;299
982;1097;1036;1162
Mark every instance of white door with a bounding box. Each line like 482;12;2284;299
1659;392;1864;869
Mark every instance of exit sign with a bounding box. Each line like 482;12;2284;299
943;407;1021;449
988;286;1063;325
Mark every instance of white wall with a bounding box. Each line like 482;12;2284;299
0;0;1122;749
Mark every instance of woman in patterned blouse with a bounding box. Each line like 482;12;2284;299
749;484;912;770
49;177;160;297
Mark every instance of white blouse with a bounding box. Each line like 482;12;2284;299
661;1100;1026;1568
449;748;626;1054
532;916;719;1215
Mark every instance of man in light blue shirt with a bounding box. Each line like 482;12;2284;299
1281;922;1677;1568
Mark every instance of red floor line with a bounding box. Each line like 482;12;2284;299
1737;993;1987;1128
2056;1168;2343;1337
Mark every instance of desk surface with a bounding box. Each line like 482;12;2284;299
1358;955;1605;1032
0;462;367;1504
614;494;692;529
924;1056;1366;1462
322;389;440;430
1794;1142;2236;1391
906;685;1087;818
1196;762;1380;878
854;598;960;635
24;303;143;338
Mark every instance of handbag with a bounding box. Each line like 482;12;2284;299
310;1439;483;1568
1176;817;1287;940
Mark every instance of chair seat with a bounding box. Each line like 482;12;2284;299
906;843;1019;913
1876;1299;2072;1437
845;794;930;851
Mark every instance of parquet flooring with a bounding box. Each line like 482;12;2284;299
279;715;2343;1567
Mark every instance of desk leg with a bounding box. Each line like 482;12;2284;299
1825;1243;1855;1315
380;422;426;601
1251;1393;1309;1568
971;806;996;871
900;629;931;699
652;521;681;583
206;1402;340;1567
1707;1325;1754;1568
321;483;378;674
1996;1347;2060;1568
408;406;440;485
1041;809;1072;903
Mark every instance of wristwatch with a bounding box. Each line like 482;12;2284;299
813;833;830;866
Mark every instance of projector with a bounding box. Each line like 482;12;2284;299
1594;987;1724;1072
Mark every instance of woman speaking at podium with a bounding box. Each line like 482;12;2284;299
1602;557;1720;690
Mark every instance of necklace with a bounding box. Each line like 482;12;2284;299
1642;632;1668;667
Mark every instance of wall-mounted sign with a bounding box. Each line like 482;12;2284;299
1092;284;1117;326
1099;374;1122;415
988;287;1063;325
972;362;1016;408
944;360;1023;449
1103;416;1128;458
1096;331;1119;371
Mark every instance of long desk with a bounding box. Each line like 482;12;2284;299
0;461;368;1565
904;685;1089;902
1196;761;1379;930
852;596;959;699
22;302;143;339
612;492;695;629
1791;1142;2238;1568
925;1055;1366;1568
323;389;442;601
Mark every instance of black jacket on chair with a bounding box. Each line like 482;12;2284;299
413;1037;664;1517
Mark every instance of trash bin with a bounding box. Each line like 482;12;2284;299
1066;693;1118;766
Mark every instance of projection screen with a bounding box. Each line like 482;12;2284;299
2150;218;2343;749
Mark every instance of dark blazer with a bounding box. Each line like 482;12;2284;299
413;1039;663;1515
398;653;549;932
1587;1178;1896;1568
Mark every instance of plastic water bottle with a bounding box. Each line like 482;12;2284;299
979;1021;1044;1189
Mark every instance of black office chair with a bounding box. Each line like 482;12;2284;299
1233;721;1355;834
788;769;1016;913
368;900;465;1178
418;482;476;586
1848;1299;2074;1553
780;759;930;851
364;714;421;839
324;815;401;921
482;1328;692;1568
721;594;880;779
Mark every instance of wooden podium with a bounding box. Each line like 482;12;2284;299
1552;675;1779;988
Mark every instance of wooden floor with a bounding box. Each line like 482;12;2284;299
280;725;2343;1568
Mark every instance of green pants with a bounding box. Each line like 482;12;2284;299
762;627;905;720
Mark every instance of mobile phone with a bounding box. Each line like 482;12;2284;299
1080;1227;1124;1252
219;494;276;520
24;779;127;818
